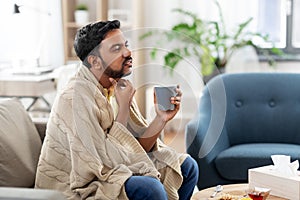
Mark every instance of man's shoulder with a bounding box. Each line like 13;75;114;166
63;76;97;95
56;76;106;107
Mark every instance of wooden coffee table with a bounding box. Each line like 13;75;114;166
191;183;288;200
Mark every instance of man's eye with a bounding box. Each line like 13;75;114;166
111;45;121;52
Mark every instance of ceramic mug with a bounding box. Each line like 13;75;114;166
154;86;177;111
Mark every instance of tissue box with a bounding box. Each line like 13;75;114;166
249;165;300;200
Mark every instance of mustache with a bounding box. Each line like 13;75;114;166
122;57;132;66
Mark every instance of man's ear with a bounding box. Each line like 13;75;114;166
87;55;101;69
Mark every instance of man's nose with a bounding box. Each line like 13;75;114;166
123;47;131;57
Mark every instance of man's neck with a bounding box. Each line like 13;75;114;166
89;67;112;89
99;75;112;89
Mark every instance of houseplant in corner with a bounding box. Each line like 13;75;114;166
140;0;283;83
74;3;89;25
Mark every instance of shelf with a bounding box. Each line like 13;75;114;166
66;22;83;28
62;0;135;63
66;56;79;61
61;0;108;63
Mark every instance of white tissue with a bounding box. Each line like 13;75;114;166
271;155;299;177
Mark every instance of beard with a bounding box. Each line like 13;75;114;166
103;65;125;79
101;56;132;79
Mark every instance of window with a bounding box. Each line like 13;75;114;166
239;0;299;55
257;0;285;48
194;0;300;57
292;0;300;49
260;0;300;54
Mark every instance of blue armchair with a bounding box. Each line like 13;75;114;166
186;73;300;190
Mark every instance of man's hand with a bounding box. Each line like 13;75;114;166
137;85;182;152
109;78;135;126
110;78;135;108
154;85;182;123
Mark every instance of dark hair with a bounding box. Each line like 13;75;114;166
73;20;120;67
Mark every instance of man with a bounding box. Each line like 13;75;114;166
35;20;198;200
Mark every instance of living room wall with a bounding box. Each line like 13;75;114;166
0;0;64;68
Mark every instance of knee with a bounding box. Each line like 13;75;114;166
141;178;167;199
191;157;199;177
182;156;199;180
125;176;167;200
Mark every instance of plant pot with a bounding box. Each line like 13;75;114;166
203;67;225;84
74;10;89;25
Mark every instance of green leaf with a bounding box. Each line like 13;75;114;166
183;47;190;56
233;17;253;40
150;48;157;60
139;30;155;40
271;47;284;55
199;46;215;76
164;51;183;70
172;8;199;21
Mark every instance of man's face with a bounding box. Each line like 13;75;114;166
98;29;132;79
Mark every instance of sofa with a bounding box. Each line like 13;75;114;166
0;98;66;199
186;73;300;190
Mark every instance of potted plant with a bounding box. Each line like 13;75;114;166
140;0;283;82
74;3;89;25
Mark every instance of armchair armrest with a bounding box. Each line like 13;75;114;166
185;77;232;189
186;115;231;189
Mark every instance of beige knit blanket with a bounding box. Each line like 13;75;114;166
35;65;187;200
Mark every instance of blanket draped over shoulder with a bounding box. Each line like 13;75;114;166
35;65;187;200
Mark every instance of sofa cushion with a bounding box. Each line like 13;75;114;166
0;187;66;200
0;99;42;187
215;143;300;181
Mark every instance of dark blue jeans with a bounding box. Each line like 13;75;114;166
125;156;199;200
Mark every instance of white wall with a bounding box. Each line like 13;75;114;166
46;0;64;68
0;0;64;68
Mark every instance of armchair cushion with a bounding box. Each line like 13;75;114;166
0;99;42;187
215;143;300;181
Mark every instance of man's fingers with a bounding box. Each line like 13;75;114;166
109;78;117;87
171;96;181;106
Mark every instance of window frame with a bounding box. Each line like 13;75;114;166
259;0;300;61
285;0;300;54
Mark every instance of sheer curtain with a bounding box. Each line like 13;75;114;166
293;0;300;47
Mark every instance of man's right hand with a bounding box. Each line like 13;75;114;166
109;78;135;126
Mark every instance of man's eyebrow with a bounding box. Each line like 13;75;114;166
110;40;128;48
